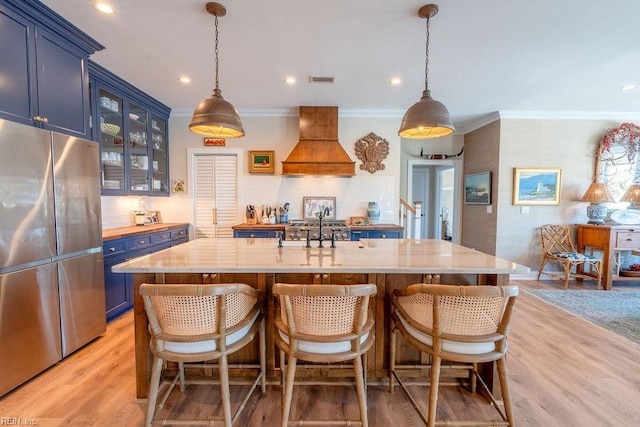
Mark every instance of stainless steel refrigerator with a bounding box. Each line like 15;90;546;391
0;119;105;397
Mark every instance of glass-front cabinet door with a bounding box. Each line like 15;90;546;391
128;102;150;193
90;61;171;197
98;89;125;192
151;115;168;194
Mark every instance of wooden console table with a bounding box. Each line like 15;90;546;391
576;224;640;290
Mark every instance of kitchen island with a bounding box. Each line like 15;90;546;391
113;237;529;398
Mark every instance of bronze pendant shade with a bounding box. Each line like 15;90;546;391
399;4;454;139
189;2;244;137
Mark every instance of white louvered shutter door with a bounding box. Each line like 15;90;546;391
193;154;238;238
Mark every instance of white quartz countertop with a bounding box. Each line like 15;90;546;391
112;238;530;275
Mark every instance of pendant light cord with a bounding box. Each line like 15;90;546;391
214;14;220;90
424;15;430;92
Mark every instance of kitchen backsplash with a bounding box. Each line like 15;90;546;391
100;175;396;229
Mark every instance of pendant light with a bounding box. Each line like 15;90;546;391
398;4;454;139
189;2;244;137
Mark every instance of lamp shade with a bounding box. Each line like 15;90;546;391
620;184;640;203
189;88;244;137
398;90;455;139
580;182;614;203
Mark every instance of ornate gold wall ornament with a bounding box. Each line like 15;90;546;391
354;132;390;174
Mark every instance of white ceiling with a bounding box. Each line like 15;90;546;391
41;0;640;133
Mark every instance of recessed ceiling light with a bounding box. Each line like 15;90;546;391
94;2;114;14
179;76;191;84
389;78;402;86
621;84;636;91
285;76;296;84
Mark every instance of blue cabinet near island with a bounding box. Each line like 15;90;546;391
0;0;103;138
231;224;404;240
103;224;189;322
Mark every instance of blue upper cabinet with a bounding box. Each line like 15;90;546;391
89;61;171;197
0;0;103;138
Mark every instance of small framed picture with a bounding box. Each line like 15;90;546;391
249;150;275;174
303;196;336;220
464;172;491;205
204;138;225;146
513;167;562;205
146;210;162;223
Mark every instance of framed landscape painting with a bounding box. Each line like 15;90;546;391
248;150;275;174
513;168;562;205
464;172;491;205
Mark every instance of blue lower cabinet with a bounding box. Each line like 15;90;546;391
351;229;403;241
104;247;149;321
103;225;189;322
233;229;280;238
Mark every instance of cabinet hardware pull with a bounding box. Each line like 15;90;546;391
42;117;48;123
314;274;320;279
139;240;145;244
109;247;115;252
212;208;218;224
322;274;328;280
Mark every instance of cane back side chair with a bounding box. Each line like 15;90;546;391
537;224;602;289
272;283;377;427
390;283;519;427
140;283;266;427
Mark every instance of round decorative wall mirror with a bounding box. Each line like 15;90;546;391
596;123;640;206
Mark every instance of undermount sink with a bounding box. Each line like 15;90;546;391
277;240;364;248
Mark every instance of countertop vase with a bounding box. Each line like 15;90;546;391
366;202;380;225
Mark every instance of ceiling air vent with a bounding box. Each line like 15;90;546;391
308;76;335;83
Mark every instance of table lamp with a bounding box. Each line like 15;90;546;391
620;184;640;210
580;182;615;224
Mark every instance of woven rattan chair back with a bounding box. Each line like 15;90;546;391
390;283;519;427
140;283;266;427
541;223;575;254
273;283;376;427
537;224;602;289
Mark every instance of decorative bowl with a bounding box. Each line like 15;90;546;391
101;123;120;136
619;269;640;277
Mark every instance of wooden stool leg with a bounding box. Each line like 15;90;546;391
145;356;163;427
259;318;266;393
219;354;232;427
178;361;185;393
428;356;442;427
389;323;396;393
497;357;515;426
281;355;298;427
354;352;368;427
279;348;286;405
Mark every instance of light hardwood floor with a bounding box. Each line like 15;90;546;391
0;279;638;426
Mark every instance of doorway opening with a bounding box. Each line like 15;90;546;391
407;159;462;243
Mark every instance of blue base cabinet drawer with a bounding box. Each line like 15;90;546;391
103;225;189;322
234;229;279;238
351;229;403;241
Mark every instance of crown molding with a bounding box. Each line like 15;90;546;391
498;110;640;121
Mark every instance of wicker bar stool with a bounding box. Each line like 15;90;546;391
140;283;266;427
389;283;519;427
272;283;376;427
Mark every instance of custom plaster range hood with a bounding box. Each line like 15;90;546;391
281;106;355;176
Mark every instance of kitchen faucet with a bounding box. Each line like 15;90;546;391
317;206;330;248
